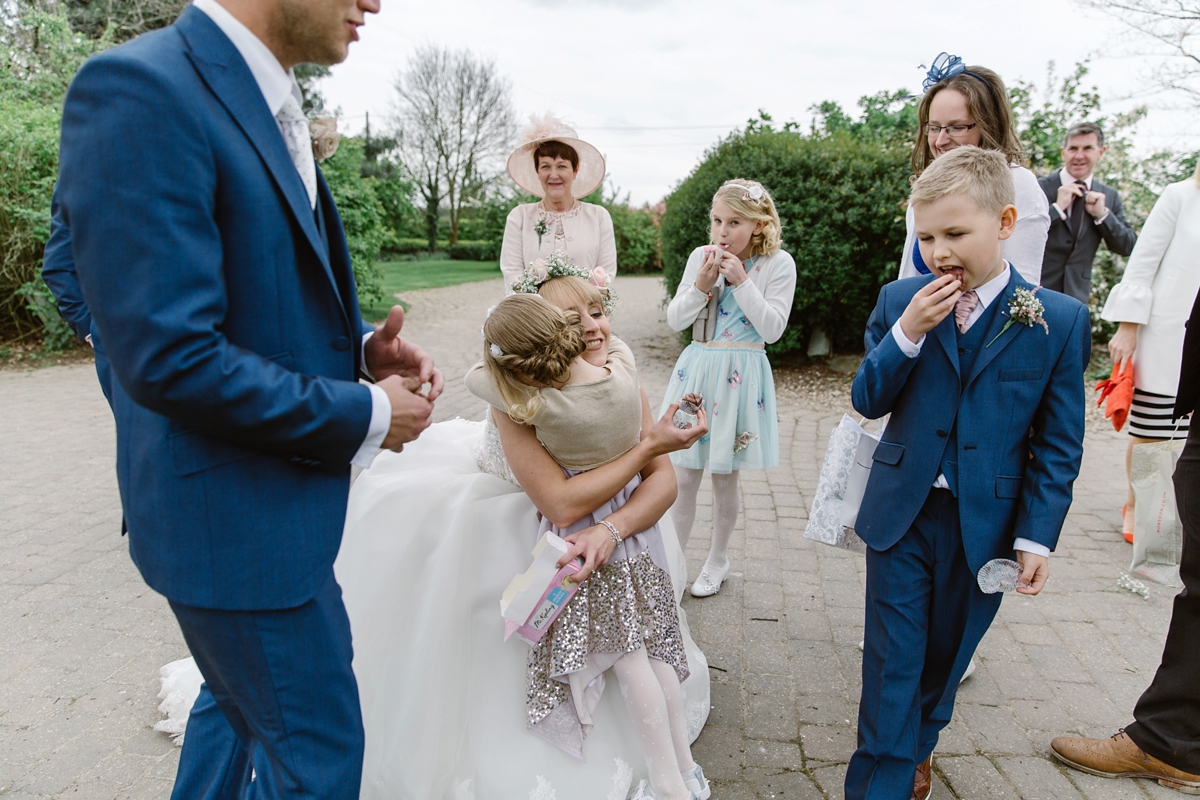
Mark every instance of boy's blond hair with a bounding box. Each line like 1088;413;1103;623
909;146;1015;214
482;294;587;424
711;179;782;257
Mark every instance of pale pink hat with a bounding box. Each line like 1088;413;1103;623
506;113;606;199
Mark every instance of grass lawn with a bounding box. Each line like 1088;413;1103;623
361;259;501;322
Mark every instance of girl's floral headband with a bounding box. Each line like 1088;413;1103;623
727;183;764;202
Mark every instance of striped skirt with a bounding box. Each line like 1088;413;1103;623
1129;389;1191;439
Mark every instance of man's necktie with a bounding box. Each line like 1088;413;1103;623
276;94;317;210
1068;179;1087;240
955;290;979;334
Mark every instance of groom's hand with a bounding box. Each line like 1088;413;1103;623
378;375;434;451
365;306;445;401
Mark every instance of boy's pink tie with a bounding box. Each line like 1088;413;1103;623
955;290;979;333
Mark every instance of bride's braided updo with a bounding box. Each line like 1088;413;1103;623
482;294;588;424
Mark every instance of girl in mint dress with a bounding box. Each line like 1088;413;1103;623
659;179;796;598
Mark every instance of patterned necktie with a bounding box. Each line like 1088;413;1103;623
1068;179;1088;239
955;290;979;333
276;94;316;209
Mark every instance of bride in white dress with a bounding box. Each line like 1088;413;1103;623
158;277;712;799
340;277;711;799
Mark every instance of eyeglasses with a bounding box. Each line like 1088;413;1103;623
924;123;977;137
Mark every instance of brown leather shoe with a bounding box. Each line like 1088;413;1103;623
1051;731;1200;794
913;755;932;800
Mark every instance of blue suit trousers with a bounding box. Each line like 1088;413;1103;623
845;490;1003;800
169;573;363;800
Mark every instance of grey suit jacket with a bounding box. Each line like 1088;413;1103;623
1038;170;1137;304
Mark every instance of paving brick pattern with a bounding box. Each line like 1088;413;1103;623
0;276;1181;798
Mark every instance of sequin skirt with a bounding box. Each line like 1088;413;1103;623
525;549;688;756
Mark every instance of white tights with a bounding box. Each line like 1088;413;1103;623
672;466;740;568
612;648;696;800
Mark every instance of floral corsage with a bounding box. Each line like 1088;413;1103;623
987;286;1049;348
533;217;550;247
510;250;618;316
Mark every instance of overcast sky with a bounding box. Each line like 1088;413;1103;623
320;0;1194;205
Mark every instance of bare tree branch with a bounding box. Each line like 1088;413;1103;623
390;45;515;249
1080;0;1200;104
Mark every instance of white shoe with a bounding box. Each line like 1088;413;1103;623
959;657;976;683
690;560;730;597
682;764;711;800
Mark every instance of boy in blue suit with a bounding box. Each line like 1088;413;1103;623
844;148;1090;800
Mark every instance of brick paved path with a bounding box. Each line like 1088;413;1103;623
0;276;1181;798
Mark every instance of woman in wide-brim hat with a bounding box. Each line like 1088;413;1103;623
500;114;617;289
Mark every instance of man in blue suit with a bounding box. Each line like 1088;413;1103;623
56;0;442;795
844;148;1090;800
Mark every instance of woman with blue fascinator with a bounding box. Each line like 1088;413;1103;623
898;53;1049;285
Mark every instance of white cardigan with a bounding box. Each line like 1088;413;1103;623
1101;179;1200;396
666;247;797;344
898;164;1049;286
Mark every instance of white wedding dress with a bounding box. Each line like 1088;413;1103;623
157;417;710;799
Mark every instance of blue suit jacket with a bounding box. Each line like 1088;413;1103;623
851;270;1090;574
58;7;374;611
43;186;92;342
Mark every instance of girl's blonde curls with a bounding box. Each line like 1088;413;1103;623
482;294;588;424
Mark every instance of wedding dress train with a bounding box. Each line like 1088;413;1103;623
158;418;710;799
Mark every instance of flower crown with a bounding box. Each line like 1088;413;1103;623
509;250;618;316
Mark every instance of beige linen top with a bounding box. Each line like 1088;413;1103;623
465;337;642;471
500;202;618;290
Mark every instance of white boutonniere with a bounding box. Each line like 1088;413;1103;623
533;217;550;248
987;286;1049;348
309;116;340;163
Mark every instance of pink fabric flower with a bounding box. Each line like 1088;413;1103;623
589;268;610;288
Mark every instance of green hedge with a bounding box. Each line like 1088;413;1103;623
661;127;911;356
446;240;494;261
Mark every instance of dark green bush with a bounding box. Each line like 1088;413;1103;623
662;125;910;356
447;240;494;261
321;137;385;304
383;236;437;257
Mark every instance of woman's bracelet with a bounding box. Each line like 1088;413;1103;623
599;519;622;547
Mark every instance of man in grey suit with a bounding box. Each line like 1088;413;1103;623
1039;122;1137;303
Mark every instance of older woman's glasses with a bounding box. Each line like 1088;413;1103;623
924;123;977;137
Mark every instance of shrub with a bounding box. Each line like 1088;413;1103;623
661;124;910;356
446;240;493;261
1;13;113;342
606;199;661;274
382;236;436;258
321;137;385;305
0;97;63;340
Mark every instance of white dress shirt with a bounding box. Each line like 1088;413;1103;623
888;264;1049;559
192;0;390;467
1053;169;1110;225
